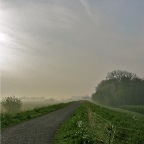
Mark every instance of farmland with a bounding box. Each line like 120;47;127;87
1;100;144;143
119;105;144;114
0;100;59;113
53;101;144;144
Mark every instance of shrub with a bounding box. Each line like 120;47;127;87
1;96;22;113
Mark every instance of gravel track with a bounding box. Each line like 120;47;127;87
1;101;81;144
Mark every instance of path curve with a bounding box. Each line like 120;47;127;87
1;101;81;144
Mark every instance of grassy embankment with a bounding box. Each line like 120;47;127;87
53;101;144;144
1;102;72;129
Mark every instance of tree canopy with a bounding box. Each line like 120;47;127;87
92;70;144;106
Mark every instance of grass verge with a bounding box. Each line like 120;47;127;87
0;102;72;129
52;101;144;144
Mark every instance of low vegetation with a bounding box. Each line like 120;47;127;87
1;96;22;113
53;101;144;144
1;102;71;129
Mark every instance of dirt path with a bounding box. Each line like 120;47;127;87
1;101;81;144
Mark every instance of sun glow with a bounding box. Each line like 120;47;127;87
0;32;11;44
0;32;13;67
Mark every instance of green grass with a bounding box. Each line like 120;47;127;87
53;101;96;144
0;102;71;129
119;105;144;114
53;101;144;144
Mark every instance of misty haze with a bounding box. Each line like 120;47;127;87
0;0;144;144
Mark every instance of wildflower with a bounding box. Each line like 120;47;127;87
77;121;83;127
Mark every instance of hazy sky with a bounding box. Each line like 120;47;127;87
1;0;144;99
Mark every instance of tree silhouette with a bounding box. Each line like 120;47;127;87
92;70;144;106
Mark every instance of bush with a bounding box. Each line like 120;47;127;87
1;96;22;113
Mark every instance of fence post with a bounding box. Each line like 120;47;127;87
109;129;112;144
108;124;113;144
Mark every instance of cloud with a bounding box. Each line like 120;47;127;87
79;0;95;22
1;0;144;98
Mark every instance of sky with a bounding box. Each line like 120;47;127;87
1;0;144;99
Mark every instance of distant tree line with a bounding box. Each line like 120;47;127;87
92;70;144;106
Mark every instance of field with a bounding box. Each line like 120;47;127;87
53;101;144;144
119;105;144;114
0;100;59;113
1;100;144;143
